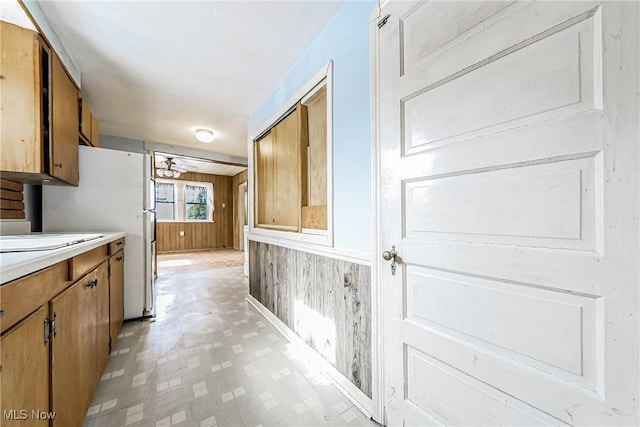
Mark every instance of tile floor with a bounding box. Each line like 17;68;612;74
84;253;377;427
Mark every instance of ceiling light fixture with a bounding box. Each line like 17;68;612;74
195;128;215;143
156;157;185;178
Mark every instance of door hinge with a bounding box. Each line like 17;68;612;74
51;312;57;338
377;14;390;29
44;317;50;346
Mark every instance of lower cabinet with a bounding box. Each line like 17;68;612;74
0;240;125;427
50;272;92;427
50;262;110;427
0;307;51;426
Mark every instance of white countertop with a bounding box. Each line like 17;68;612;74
0;231;126;284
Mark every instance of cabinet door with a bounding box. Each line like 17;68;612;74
255;131;275;226
0;21;42;175
109;250;125;350
50;274;94;427
80;99;91;141
272;109;300;230
93;262;110;386
0;307;50;426
91;114;100;147
51;53;78;186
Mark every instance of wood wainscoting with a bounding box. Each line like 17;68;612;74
248;240;372;398
157;172;233;252
232;169;248;250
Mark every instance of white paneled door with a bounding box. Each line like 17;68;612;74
375;1;639;425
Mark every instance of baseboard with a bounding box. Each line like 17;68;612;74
246;294;373;418
157;247;238;254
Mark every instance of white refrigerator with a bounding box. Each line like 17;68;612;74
43;146;156;320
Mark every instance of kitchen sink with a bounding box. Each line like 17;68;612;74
0;233;103;253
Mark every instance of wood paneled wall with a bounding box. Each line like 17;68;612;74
248;240;372;397
156;172;232;252
232;170;248;250
0;179;25;219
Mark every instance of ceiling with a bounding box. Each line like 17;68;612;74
155;153;246;177
37;1;345;158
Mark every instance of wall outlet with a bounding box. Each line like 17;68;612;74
179;231;185;237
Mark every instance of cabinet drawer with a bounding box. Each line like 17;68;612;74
51;260;71;297
69;245;108;281
109;238;125;255
0;267;52;334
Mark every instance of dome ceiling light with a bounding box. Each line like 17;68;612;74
195;128;215;143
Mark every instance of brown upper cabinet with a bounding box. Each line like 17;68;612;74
254;80;328;234
0;21;79;186
255;108;303;232
79;98;100;147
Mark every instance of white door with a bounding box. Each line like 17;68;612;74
376;1;639;425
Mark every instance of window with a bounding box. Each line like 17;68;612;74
155;179;214;222
185;184;208;220
156;182;175;221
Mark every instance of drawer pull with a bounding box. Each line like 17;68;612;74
88;279;98;288
116;256;123;262
117;241;123;246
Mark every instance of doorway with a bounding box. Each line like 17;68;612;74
237;181;248;251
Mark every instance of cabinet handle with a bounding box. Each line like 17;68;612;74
116;256;123;262
88;279;98;288
117;241;123;246
54;163;63;168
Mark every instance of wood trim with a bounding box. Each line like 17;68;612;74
0;189;23;201
0;179;26;220
0;179;23;192
0;210;25;219
231;170;248;250
254;224;298;232
369;7;385;422
0;199;25;210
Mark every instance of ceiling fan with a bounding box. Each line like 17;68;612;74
156;157;187;178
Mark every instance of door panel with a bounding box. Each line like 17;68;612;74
378;1;639;425
51;53;78;185
0;307;50;426
51;274;94;427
